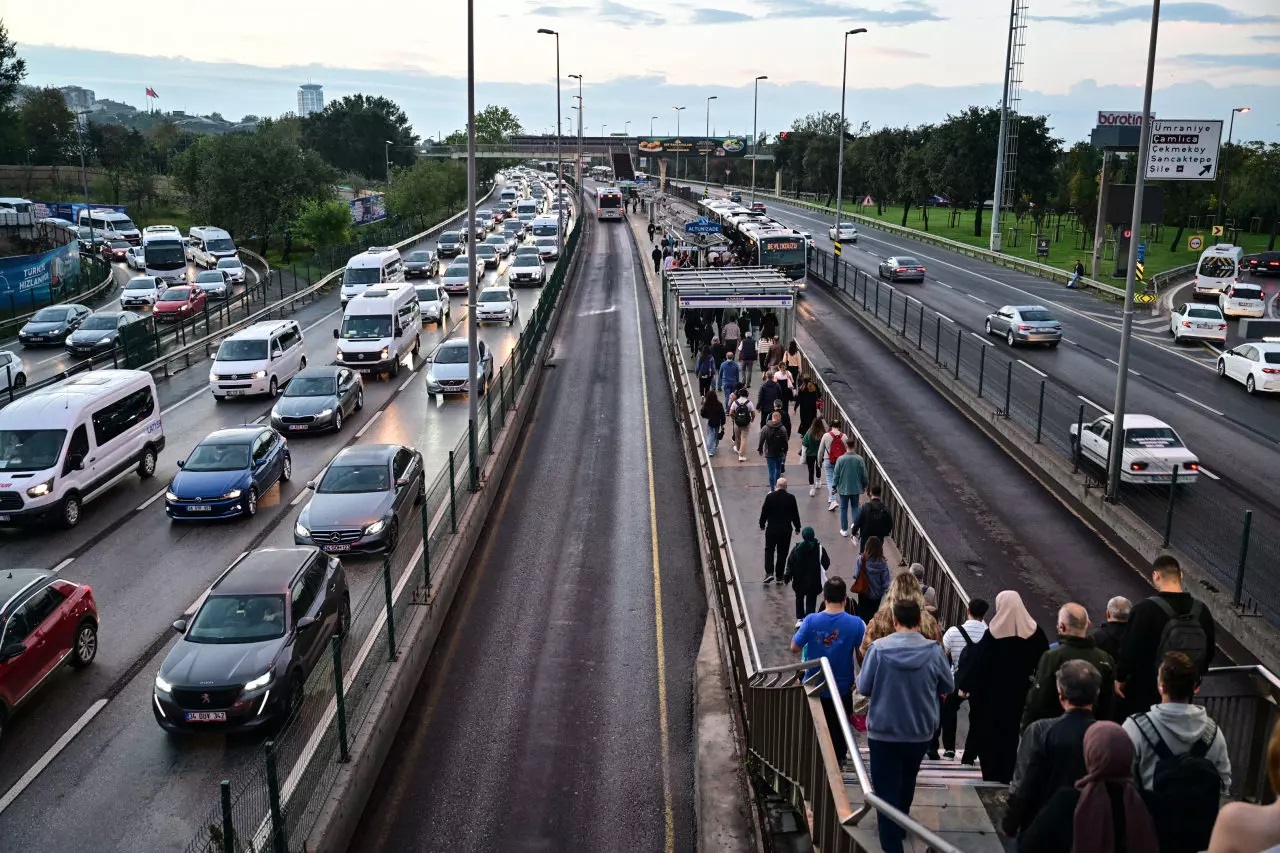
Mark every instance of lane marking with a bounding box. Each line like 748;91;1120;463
251;414;267;424
1077;395;1111;414
1175;392;1225;417
354;409;382;438
0;699;108;816
937;313;955;324
1198;466;1222;481
302;306;343;334
970;332;993;346
161;386;209;415
399;374;414;393
1105;357;1119;367
1017;359;1047;378
964;293;988;304
935;280;953;289
137;487;168;512
52;557;74;573
1062;338;1078;346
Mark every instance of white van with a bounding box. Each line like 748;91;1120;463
1193;244;1245;298
516;199;540;218
531;216;559;238
78;208;141;245
334;284;421;379
188;226;238;269
341;247;405;305
209;320;307;400
500;188;519;205
0;369;163;528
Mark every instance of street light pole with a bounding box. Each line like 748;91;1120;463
602;124;608;137
624;120;631;136
650;115;658;136
750;75;768;207
1106;0;1161;502
466;0;480;490
674;106;685;186
569;74;583;187
75;110;94;248
704;95;718;191
1216;106;1250;228
833;29;867;235
537;28;565;259
384;139;393;185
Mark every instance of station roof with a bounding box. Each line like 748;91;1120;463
664;266;795;293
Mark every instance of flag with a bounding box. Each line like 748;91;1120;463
145;87;158;98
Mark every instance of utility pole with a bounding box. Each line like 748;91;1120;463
833;30;866;230
989;0;1019;252
750;75;767;207
466;0;480;491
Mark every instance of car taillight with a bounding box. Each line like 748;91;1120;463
1182;321;1192;327
1184;462;1199;472
1018;325;1031;331
1219;324;1227;330
1264;368;1280;375
896;267;906;273
1129;461;1148;471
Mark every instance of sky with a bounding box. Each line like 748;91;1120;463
6;0;1279;144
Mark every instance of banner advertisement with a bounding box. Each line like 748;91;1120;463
637;136;749;157
349;194;387;226
0;242;81;306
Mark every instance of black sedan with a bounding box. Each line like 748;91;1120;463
294;444;423;555
271;366;365;434
152;547;349;732
404;250;440;279
878;256;927;283
65;311;149;356
1245;252;1280;277
18;304;91;346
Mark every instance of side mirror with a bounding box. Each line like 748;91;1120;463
271;350;282;360
0;641;25;661
296;616;317;631
171;619;187;633
332;328;340;340
67;454;86;471
394;327;403;338
306;481;317;490
396;477;410;489
176;460;185;468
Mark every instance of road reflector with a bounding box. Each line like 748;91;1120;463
834;241;842;257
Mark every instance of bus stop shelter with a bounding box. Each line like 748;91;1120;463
662;266;802;350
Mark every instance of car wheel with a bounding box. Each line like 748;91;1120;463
390;357;401;379
385;519;400;554
244;487;259;518
355;389;364;411
280;454;292;483
412;334;421;355
1247;375;1256;395
1217;359;1226;378
60;492;83;529
69;620;98;669
333;410;343;432
281;673;304;727
1172;330;1181;344
137;446;158;479
268;376;278;397
1048;341;1060;348
213;394;225;402
338;596;352;639
299;356;307;369
1006;330;1016;348
985;319;993;335
13;372;25;389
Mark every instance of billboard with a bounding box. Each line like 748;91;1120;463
0;242;81;306
1146;120;1223;182
637;136;749;157
349;193;387;226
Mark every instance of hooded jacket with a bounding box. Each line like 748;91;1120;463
856;631;954;742
757;378;782;417
1122;703;1231;792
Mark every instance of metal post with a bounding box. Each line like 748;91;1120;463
861;271;868;310
704;95;717;189
750;76;766;207
1233;509;1252;606
382;555;398;661
917;303;924;348
833;30;867;233
1163;465;1179;547
219;780;234;853
978;344;987;397
265;741;288;853
1106;0;1161;503
887;288;893;327
1091;151;1112;279
874;279;880;317
1003;360;1012;416
989;0;1018;252
1216;108;1245;227
954;329;962;380
901;297;909;336
332;634;350;762
484;388;493;455
448;450;458;533
1073;404;1084;473
1035;380;1045;442
935;315;942;363
420;498;431;594
468;2;481;498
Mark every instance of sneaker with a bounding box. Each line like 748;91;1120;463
738;455;746;462
926;750;941;761
943;750;956;760
763;575;774;584
827;500;837;511
809;486;817;496
839;529;848;537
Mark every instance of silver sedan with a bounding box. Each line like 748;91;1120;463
985;305;1063;347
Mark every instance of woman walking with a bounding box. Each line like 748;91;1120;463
695;346;716;397
784;526;830;627
757;334;773;374
801;416;826;497
795;375;820;437
701;389;725;457
850;536;892;623
860;571;943;651
957;590;1049;782
817;422;847;507
783;340;803;386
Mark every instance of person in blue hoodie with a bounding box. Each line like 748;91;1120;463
856;599;955;853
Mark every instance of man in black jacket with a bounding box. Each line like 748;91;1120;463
1092;596;1131;660
850;484;894;553
1116;555;1216;717
759;476;801;584
758;411;790;491
757;374;782;430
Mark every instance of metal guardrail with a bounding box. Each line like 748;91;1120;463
0;254;117;340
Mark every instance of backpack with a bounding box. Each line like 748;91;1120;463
732;401;753;427
764;424;789;457
860;501;891;536
952;627;979;688
827;432;847;465
1133;713;1221;847
1151;597;1210;674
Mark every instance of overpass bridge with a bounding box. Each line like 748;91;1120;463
418;136;775;161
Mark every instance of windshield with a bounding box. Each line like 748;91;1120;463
216;339;268;361
344;266;382;285
32;307;72;322
475;246;496;257
415;286;439;301
109;240;130;249
1266;352;1280;365
158;288;191;302
81;315;119;330
599;193;622;208
206;238;236;253
340;315;392;340
317;463;390;494
434;344;468;364
536;238;556;247
445;265;469;278
217;258;242;269
145;243;185;268
479;290;509;303
1198;256;1235;278
285;376;336;397
116;218;136;231
183;442;250;471
1124;427;1183;449
1186;308;1221;319
125;279;157;290
839;223;855;229
896;257;921;267
0;429;67;472
512;256;539;268
407;252;431;262
186;594;286;644
1020;310;1055;322
532;224;557;236
440;232;460;243
485;237;506;245
195;272;224;284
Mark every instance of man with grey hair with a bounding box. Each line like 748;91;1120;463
1092;595;1131;662
1021;602;1116;728
1002;659;1100;839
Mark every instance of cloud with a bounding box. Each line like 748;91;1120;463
1175;52;1280;70
1253;34;1280;41
1036;2;1280;25
529;5;590;15
763;0;943;25
597;1;666;26
865;45;932;60
689;8;756;24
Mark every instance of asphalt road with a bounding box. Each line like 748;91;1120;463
349;203;704;852
0;189;575;850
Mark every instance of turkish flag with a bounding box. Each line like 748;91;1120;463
145;87;158;98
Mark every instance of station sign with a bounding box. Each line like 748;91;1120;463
1146;119;1223;181
685;216;722;235
1096;111;1154;127
678;293;795;309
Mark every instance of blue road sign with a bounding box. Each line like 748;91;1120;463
684;217;722;235
1137;242;1147;263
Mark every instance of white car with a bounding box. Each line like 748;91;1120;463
1069;414;1199;485
125;246;146;271
0;350;27;392
121;275;167;308
216;256;246;284
1169;302;1227;344
476;285;518;325
829;223;858;242
1217;342;1280;394
1219;283;1265;318
413;283;451;326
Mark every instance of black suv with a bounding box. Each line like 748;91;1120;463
1245;252;1280;277
152;547;350;733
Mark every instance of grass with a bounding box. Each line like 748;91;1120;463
839;201;1274;282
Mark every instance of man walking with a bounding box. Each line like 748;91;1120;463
832;444;869;537
717;351;740;402
792;577;867;766
721;315;741;356
738;332;757;387
756;371;782;431
759;476;801;584
850;484;893;552
647;222;656;243
651;244;662;274
728;386;755;462
1022;603;1116;728
758;411;790;491
938;597;989;761
856;599;954;853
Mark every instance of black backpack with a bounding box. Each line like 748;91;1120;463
764;424;789;457
732;401;753;427
1151;597;1210;674
952;627;979;688
1133;713;1221;849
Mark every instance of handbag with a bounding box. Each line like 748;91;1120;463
850;554;871;597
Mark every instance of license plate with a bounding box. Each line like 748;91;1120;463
227;390;245;396
185;711;227;723
288;425;308;431
0;515;10;522
187;505;212;512
1197;323;1214;330
322;544;351;553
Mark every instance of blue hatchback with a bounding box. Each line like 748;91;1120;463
165;427;292;520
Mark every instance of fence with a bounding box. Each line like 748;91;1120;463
0;252;115;338
178;206;583;853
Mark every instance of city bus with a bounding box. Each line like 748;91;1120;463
596;187;624;222
142;225;188;283
736;224;808;281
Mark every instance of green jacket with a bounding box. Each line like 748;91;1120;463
832;452;868;496
1021;635;1116;729
801;432;821;459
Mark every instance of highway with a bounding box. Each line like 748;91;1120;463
0;185;574;850
350;192;703;852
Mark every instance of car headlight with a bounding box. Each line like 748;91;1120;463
220;489;243;500
379;347;390;360
165;490;178;501
295;521;310;538
316;408;333;418
209;370;217;382
155;674;173;693
244;671;273;691
364;519;386;535
336;347;345;360
26;477;54;498
252;370;267;379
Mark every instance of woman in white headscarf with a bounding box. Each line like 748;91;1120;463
956;590;1048;782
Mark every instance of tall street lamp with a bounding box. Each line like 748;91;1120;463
650;115;658;136
74;109;95;248
466;0;480;489
1216;106;1250;227
384;139;393;184
833;28;868;235
537;28;565;258
602;124;608;137
750;75;768;207
705;95;718;191
569;74;584;187
673;105;686;184
624;120;631;136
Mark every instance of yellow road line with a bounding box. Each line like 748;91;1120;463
629;243;676;853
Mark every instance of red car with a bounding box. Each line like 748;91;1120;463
152;285;207;321
0;570;99;740
100;239;132;262
750;202;767;214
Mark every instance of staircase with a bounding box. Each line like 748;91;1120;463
611;148;636;181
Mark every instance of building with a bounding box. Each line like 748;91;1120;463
297;84;324;117
59;86;96;114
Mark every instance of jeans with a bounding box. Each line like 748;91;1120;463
740;360;754;387
867;739;930;853
705;422;720;456
821;692;855;766
794;589;818;621
823;460;836;499
805;455;819;485
839;492;859;531
766;455;784;490
763;527;790;578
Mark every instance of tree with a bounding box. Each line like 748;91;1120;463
87;123;147;203
293;198;351;250
1231;142;1280;250
302;94;418;179
19;87;76;165
896;126;936;229
474;105;522;143
0;21;26;110
385;159;467;223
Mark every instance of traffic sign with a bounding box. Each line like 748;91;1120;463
860;195;875;207
834;241;843;257
1035;236;1050;258
1137;242;1147;263
1123;228;1133;239
1188;235;1204;251
1146;119;1223;182
1136;261;1146;281
1211;225;1224;237
684;216;722;235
